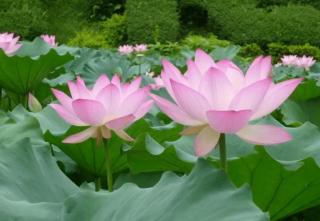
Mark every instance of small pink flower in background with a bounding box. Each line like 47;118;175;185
150;76;165;90
295;55;316;70
41;34;58;47
280;55;316;70
281;55;298;66
118;45;134;55
152;49;302;156
51;75;153;143
0;32;21;55
134;44;148;53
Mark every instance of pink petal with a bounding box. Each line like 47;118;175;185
229;78;272;111
216;59;244;89
236;124;292;145
50;104;86;126
120;86;150;116
199;67;234;110
106;114;135;130
51;88;73;111
251;78;303;120
245;56;272;85
67;81;79;99
184;59;202;88
92;74;110;95
134;100;154;120
111;75;121;88
123;76;142;96
162;59;181;77
72;99;106;126
76;77;92;98
151;94;202;126
95;84;121;115
194;49;215;73
194;126;220;156
161;60;187;101
206;110;252;133
171;79;210;122
63;127;97;144
114;129;134;141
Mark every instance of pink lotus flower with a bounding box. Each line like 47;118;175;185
152;49;302;156
51;75;153;143
0;32;21;55
281;55;316;70
118;45;134;55
280;55;298;66
41;34;58;47
295;55;316;70
134;44;148;53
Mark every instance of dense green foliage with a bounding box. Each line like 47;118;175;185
126;0;180;43
0;0;90;41
207;2;320;46
68;14;126;48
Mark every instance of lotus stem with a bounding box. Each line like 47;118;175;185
0;88;2;108
219;133;227;172
95;177;101;192
103;139;113;192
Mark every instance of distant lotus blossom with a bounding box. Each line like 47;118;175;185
118;45;134;55
152;49;302;156
51;75;153;143
281;55;316;70
41;34;58;47
0;32;21;55
281;55;298;66
134;44;148;53
150;76;165;90
295;55;316;70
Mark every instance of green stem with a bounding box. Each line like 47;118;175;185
103;139;113;192
0;88;2;108
219;133;227;172
95;177;101;192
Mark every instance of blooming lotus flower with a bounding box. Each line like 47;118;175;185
280;55;316;70
295;55;316;70
51;75;153;143
280;55;298;66
41;34;57;47
118;45;134;55
134;44;148;53
152;49;302;156
0;32;21;55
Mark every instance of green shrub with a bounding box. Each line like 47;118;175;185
178;0;208;35
239;43;264;58
0;0;47;39
68;27;109;48
268;43;320;61
126;0;179;43
43;0;91;43
101;14;126;47
207;2;320;46
181;34;230;51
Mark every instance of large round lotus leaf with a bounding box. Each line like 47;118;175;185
0;138;267;221
0;41;73;95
